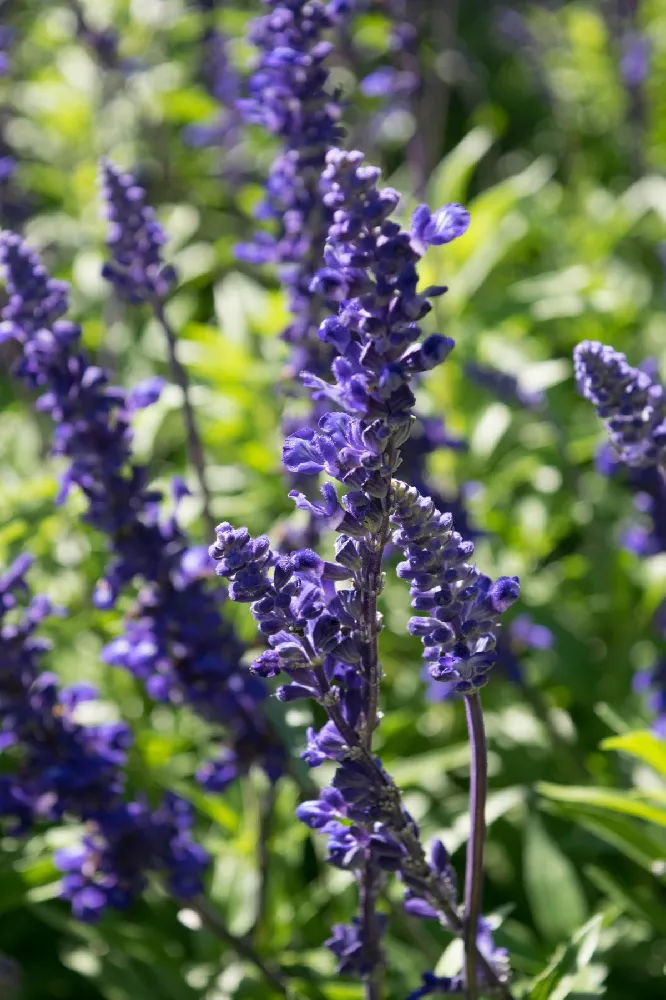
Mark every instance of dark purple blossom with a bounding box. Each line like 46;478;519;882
621;32;650;88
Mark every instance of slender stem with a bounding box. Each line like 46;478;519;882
463;693;488;1000
360;863;383;1000
360;509;391;747
250;782;278;941
153;302;215;538
357;500;392;995
190;896;290;997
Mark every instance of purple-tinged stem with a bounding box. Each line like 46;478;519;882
463;692;488;1000
360;863;383;1000
153;302;215;538
358;504;392;991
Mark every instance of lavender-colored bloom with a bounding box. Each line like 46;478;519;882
0;233;283;793
411;203;471;252
55;794;208;921
465;361;544;410
215;123;514;989
574;341;666;468
596;443;666;558
99;160;177;304
0;555;208;919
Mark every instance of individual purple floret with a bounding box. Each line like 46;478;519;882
0;232;283;794
573;340;666;468
465;361;545;410
99;160;176;304
0;555;208;920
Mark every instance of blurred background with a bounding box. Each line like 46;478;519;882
1;0;666;998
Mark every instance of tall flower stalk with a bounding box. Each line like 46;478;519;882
211;143;519;996
99;160;216;537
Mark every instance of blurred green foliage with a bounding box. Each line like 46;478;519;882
2;1;666;998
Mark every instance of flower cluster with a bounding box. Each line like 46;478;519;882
0;232;283;796
100;159;177;304
0;554;208;921
574;340;666;468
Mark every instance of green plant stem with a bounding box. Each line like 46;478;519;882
153;302;215;538
191;896;290;997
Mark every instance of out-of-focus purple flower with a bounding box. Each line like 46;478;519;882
621;33;650;88
100;160;177;304
236;0;347;360
0;233;284;795
465;361;545;410
0;556;208;919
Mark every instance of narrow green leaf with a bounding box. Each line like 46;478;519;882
523;814;588;942
538;782;666;827
601;730;666;780
540;800;666;874
527;914;605;1000
585;864;666;935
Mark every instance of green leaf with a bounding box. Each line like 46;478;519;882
601;730;666;780
523;814;588;942
538;782;666;827
585;864;666;935
527;914;606;1000
540;800;666;874
429;126;495;205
